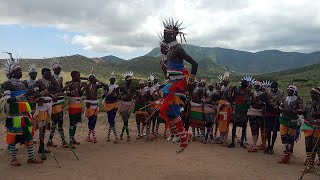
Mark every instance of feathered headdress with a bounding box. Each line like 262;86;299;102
110;71;116;79
158;32;165;45
2;52;20;76
89;66;96;78
29;63;37;73
50;58;61;69
217;66;230;83
262;80;273;89
163;18;187;43
217;75;223;83
241;76;256;86
223;68;230;81
122;71;133;80
148;74;156;82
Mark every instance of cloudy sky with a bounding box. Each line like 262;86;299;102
0;0;320;59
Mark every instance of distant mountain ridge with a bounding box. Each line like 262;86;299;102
146;44;320;73
101;55;125;64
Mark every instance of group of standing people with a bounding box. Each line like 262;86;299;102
183;70;320;174
1;18;319;176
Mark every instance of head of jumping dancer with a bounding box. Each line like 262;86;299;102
41;68;52;81
163;19;186;44
310;87;320;101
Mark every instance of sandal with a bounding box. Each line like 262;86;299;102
10;159;21;166
27;158;43;164
92;138;98;143
176;134;192;154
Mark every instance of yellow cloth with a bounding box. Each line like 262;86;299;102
104;102;119;112
69;103;82;109
280;125;296;136
33;111;50;122
219;121;229;133
303;131;320;138
85;108;99;117
52;104;63;114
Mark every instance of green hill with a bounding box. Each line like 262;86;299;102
255;63;320;99
0;53;230;83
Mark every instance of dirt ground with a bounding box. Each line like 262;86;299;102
0;113;319;180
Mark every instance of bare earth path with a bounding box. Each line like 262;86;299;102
0;113;318;180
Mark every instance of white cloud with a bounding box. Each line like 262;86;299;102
0;0;320;55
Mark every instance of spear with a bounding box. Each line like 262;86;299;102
298;129;320;180
49;117;80;160
26;112;62;167
39;130;62;168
